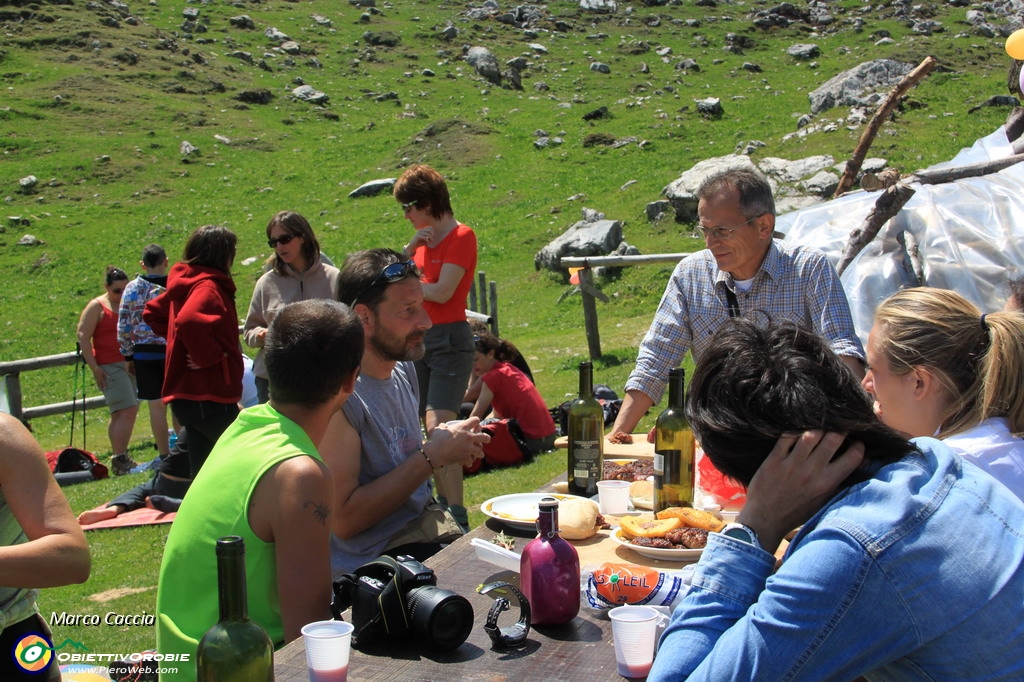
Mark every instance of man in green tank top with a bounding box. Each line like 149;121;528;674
156;300;363;681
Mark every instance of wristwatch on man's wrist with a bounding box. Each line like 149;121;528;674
721;522;761;549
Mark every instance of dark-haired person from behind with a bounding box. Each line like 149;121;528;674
144;225;243;477
76;265;140;475
118;243;175;462
649;318;1024;682
158;300;364;680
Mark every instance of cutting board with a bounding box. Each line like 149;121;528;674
553;434;654;459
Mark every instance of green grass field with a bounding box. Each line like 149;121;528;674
2;0;1017;660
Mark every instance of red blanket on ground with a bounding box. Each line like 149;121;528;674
79;505;175;531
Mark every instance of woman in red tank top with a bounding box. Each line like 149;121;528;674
76;266;139;475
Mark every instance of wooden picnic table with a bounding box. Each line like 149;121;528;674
273;473;686;681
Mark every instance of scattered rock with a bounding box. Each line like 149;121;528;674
19;176;38;193
466;46;502;86
787;43;820;60
590;62;611;74
582;106;610;121
347;178;396;198
265;27;289;43
179;141;200;159
17;234;42;246
696;97;724;119
292;85;329;104
808;59;914;114
236;89;273;105
534;208;623;272
230;15;255;30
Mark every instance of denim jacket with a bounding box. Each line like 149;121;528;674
650;437;1024;682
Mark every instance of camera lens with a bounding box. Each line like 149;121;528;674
406;586;474;651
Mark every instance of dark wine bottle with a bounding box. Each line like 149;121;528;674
196;536;274;682
568;361;604;497
654;368;695;512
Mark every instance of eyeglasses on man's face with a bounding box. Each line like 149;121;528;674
401;200;418;213
697;214;762;241
267;233;296;248
349;260;417;307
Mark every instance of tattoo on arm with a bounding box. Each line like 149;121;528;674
303;500;330;526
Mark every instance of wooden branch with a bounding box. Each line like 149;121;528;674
895;230;925;287
836;183;916;276
834;56;937;199
905;152;1024;185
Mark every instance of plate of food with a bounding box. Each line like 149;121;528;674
612;528;704;561
481;493;591;532
612;507;727;561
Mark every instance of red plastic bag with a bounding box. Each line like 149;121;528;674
696;447;745;510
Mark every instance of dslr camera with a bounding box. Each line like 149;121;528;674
332;555;473;652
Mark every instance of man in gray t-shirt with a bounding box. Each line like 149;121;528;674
321;248;489;577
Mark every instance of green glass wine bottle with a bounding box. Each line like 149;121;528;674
654;368;695;512
196;536;274;682
568;361;604;497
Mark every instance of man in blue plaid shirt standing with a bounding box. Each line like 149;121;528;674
610;167;865;437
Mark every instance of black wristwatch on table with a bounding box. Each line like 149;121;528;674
722;522;761;549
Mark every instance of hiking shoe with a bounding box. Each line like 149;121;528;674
111;453;139;476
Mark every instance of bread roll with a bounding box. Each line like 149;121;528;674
629;480;654;510
559;497;601;540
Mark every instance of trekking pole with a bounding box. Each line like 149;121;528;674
70;343;80;449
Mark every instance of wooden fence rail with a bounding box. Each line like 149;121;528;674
560;253;691;360
0;351;105;422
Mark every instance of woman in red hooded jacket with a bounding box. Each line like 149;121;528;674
144;225;243;476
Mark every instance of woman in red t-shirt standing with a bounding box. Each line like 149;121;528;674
395;164;477;531
76;265;140;475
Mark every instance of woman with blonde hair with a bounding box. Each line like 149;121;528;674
244;211;340;403
862;286;1024;500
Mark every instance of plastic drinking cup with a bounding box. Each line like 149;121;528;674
596;480;631;515
301;620;353;682
608;605;659;678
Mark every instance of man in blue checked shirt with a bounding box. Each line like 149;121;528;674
609;167;865;437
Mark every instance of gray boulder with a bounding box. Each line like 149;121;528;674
292;85;329;104
466;46;502;85
348;178;396;198
787;43;820;60
808;59;914;114
265;27;289;42
757;155;835;183
662;155;759;223
229;15;255;29
580;0;618;12
534;210;624;272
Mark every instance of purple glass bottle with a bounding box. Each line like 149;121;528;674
520;497;581;626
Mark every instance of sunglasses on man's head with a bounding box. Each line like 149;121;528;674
401;200;418;213
350;260;417;307
267;233;296;248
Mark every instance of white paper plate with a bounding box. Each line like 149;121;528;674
611;528;704;562
480;493;589;531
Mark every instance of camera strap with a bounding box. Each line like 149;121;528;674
354;556;412;641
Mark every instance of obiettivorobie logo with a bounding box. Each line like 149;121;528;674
12;634;87;673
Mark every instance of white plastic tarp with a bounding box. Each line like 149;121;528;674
777;126;1024;346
